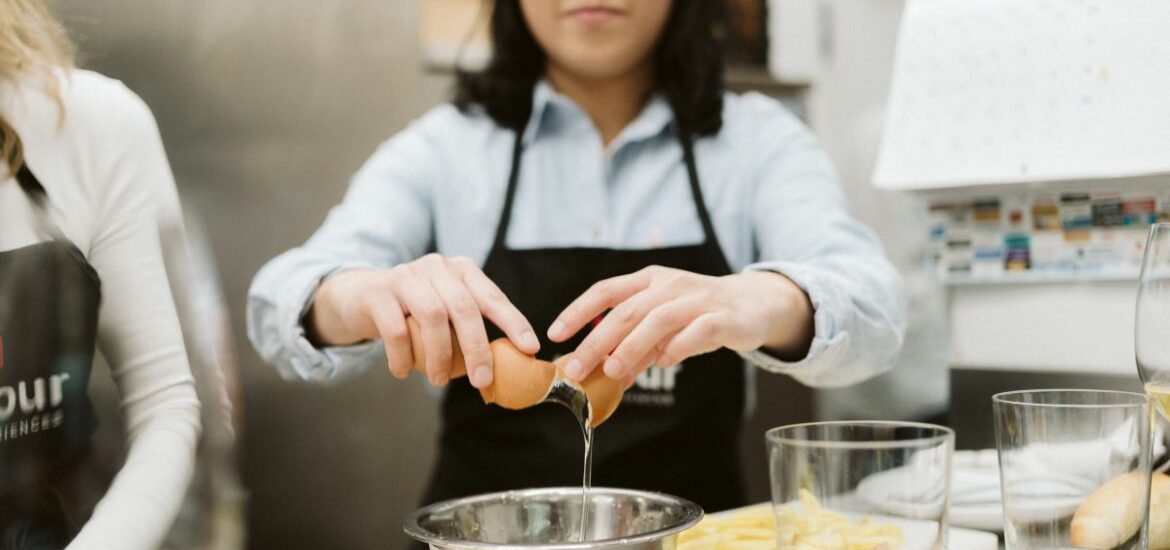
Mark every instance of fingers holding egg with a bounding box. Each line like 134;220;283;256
405;316;467;379
604;296;703;379
370;299;413;379
656;312;727;368
399;319;626;427
458;264;541;355
428;265;495;389
393;272;455;386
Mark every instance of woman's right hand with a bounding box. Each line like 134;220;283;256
305;254;539;389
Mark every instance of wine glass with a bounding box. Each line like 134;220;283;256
1136;222;1170;471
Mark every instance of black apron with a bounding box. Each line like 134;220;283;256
422;117;747;514
0;162;103;549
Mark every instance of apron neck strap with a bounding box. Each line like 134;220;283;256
15;162;48;208
4;130;80;249
491;116;725;255
6;145;65;239
2;125;49;208
676;128;722;256
492;127;527;251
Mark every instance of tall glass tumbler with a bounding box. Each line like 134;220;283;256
993;390;1153;550
767;422;954;550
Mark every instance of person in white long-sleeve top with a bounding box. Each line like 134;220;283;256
0;1;200;548
248;0;904;513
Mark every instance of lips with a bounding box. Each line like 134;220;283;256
565;4;625;24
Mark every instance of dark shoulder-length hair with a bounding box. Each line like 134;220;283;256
453;0;727;136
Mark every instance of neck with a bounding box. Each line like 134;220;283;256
546;62;654;147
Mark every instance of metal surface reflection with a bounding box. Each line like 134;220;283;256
51;1;452;548
406;487;702;550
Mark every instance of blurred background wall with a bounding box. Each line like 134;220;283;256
51;2;452;548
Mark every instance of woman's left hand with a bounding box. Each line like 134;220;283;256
547;266;815;383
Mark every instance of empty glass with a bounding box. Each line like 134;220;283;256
766;421;954;550
993;390;1153;550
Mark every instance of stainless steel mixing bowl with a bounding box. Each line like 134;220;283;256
404;487;704;550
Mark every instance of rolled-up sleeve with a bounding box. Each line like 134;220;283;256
247;111;446;384
737;104;906;388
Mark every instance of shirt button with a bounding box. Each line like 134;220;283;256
591;228;602;242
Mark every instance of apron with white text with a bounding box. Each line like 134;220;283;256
0;160;103;549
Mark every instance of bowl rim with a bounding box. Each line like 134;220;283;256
403;486;704;550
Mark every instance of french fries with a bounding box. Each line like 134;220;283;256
678;491;904;550
679;503;775;550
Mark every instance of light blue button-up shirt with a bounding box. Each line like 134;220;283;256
247;82;905;390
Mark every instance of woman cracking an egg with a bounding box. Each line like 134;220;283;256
248;0;905;513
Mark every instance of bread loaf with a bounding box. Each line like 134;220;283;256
1070;472;1169;550
1150;472;1169;550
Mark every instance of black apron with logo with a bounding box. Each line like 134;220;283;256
0;162;102;549
422;117;747;514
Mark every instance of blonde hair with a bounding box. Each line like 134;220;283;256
0;0;75;176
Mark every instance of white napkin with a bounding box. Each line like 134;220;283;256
856;423;1166;532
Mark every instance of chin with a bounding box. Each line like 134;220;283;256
558;50;645;81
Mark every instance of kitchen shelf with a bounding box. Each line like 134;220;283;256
942;270;1139;286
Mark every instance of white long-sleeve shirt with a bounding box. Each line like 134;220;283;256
0;69;200;549
248;82;906;389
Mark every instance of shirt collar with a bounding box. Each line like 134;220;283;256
521;79;675;148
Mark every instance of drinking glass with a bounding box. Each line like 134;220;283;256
1137;223;1170;424
766;421;954;550
993;390;1153;550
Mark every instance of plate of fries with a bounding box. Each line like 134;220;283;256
677;491;998;550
